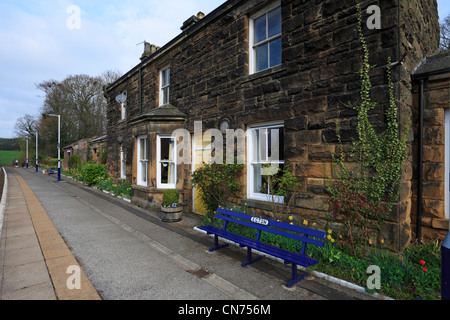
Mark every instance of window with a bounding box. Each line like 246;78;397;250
247;122;285;202
157;135;176;189
250;4;282;74
120;145;126;180
137;136;148;186
159;66;170;106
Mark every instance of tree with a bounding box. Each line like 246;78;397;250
440;13;450;51
14;114;37;139
14;70;121;160
33;70;121;157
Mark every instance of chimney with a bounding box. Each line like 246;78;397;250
140;41;160;61
181;11;205;31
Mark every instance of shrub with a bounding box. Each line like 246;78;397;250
68;155;81;170
163;189;180;207
80;162;108;186
191;163;244;216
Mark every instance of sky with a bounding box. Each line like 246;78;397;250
0;0;449;139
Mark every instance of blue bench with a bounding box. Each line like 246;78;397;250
198;208;326;287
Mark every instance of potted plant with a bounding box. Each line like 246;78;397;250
161;189;184;222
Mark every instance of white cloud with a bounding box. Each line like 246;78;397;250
0;0;224;138
0;0;446;139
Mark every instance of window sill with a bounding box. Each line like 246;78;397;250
241;197;289;214
241;64;286;84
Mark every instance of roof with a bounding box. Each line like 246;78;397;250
412;50;450;79
105;0;240;92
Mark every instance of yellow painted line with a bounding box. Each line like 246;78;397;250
15;174;102;300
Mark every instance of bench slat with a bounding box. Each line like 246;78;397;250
215;214;325;248
198;226;318;267
217;208;326;239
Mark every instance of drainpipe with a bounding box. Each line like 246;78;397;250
139;67;142;115
417;78;424;243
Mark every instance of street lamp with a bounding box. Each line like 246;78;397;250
36;131;38;172
23;138;28;169
48;114;61;181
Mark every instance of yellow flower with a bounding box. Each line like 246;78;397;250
368;239;372;244
331;238;335;243
380;239;384;244
289;216;293;220
290;222;294;225
312;222;316;226
303;220;308;225
339;234;342;239
328;229;332;234
327;235;331;240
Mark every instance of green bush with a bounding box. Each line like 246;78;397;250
80;162;108;186
163;189;180;207
191;163;244;216
68;155;81;170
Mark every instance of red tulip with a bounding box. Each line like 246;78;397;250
419;260;426;266
422;267;428;272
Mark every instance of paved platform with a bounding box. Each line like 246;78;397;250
0;168;100;300
0;167;379;301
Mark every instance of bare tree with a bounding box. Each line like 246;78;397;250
14;114;37;139
440;13;450;51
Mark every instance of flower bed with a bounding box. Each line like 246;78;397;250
61;166;132;200
199;205;442;300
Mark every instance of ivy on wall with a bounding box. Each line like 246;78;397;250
325;4;409;255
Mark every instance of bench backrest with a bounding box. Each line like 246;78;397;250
215;208;326;253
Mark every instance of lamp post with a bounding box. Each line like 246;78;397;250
48;114;61;181
25;138;28;169
36;131;38;172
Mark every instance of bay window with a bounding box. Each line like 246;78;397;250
157;135;177;189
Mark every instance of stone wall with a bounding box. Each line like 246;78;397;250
105;0;440;251
411;72;450;241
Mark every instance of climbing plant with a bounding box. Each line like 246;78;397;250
325;4;409;255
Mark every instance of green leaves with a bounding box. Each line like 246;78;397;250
80;162;108;186
191;163;245;215
325;4;409;255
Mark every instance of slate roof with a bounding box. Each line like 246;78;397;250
413;50;450;78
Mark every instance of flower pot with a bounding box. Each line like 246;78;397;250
161;206;183;222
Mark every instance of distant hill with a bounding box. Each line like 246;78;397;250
0;138;20;151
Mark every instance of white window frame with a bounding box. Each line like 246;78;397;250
249;1;282;74
137;136;148;187
247;121;285;203
120;145;126;180
157;135;177;189
159;66;170;106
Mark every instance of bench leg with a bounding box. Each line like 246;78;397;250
286;263;307;288
209;235;229;252
241;247;263;267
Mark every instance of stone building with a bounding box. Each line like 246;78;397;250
411;50;450;241
104;0;446;251
63;135;107;169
